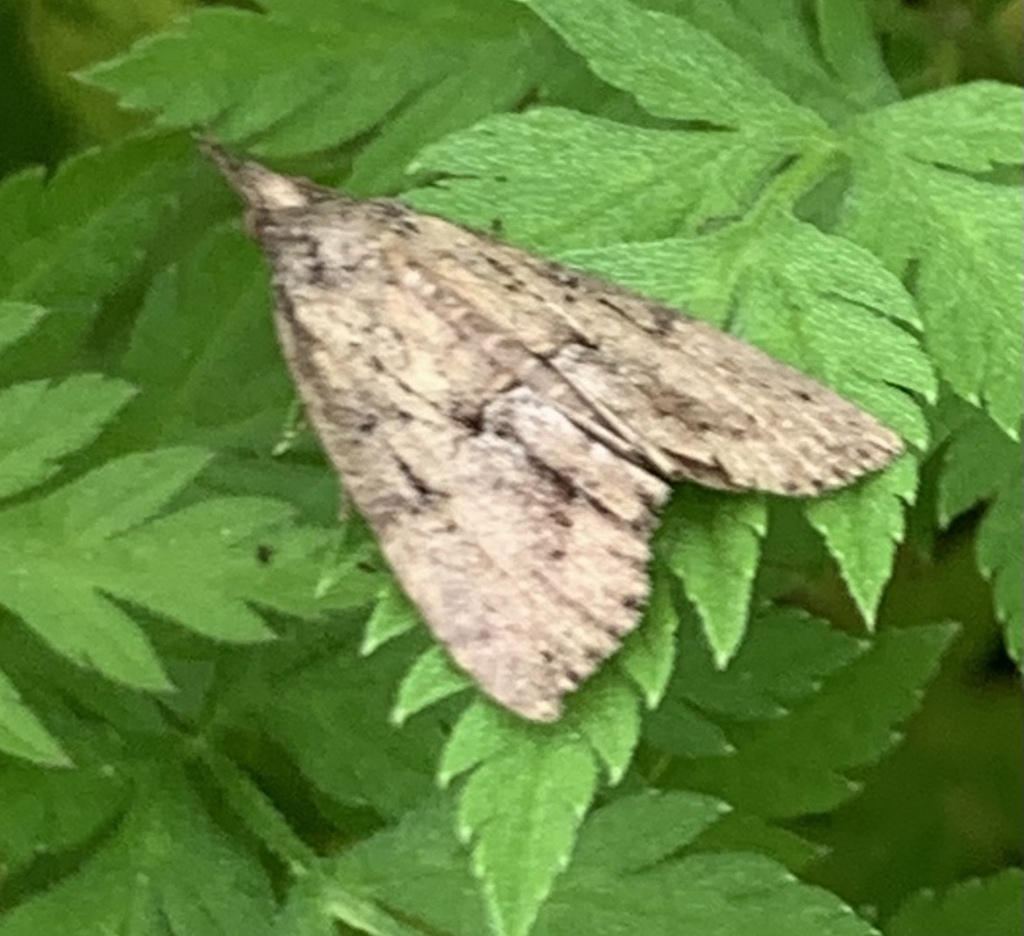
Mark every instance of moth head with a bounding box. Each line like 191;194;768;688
202;141;311;211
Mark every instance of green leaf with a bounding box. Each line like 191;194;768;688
0;450;199;691
0;668;70;766
0;449;354;691
535;847;876;936
634;0;894;116
814;0;899;108
678;621;958;817
523;0;826;131
228;630;445;821
114;225;293;451
616;563;679;710
644;604;863;760
324;798;490;936
937;413;1019;523
642;700;734;759
443;702;600;936
392;645;472;724
658;487;767;666
565;789;726;874
938;413;1023;662
567;668;642;784
361;581;423;655
672;604;867;720
842;90;1023;436
346;30;571;194
0;375;137;500
200;745;318;874
440;699;515;785
323;793;876;936
0;133;190;308
280;868;427;936
81;2;574;193
412;106;805;250
0;759;276;936
852;81;1024;173
806;456;918;622
978;481;1023;664
693;809;825;873
38;446;213;544
0;301;46;354
536;794;874;936
731;218;934;442
887;869;1024;936
0;753;130;874
0;133;192;383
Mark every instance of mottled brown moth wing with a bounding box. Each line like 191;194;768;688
206;146;902;721
375;230;903;496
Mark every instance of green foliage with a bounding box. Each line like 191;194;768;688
316;792;883;936
657;487;768;665
0;759;278;936
0;1;1020;935
887;869;1024;936
938;410;1023;662
80;0;597;194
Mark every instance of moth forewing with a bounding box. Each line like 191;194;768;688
206;144;903;721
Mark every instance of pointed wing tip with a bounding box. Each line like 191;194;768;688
737;420;904;498
813;423;905;495
880;428;905;464
793;403;905;496
861;418;905;469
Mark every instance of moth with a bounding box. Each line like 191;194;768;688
205;144;902;722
